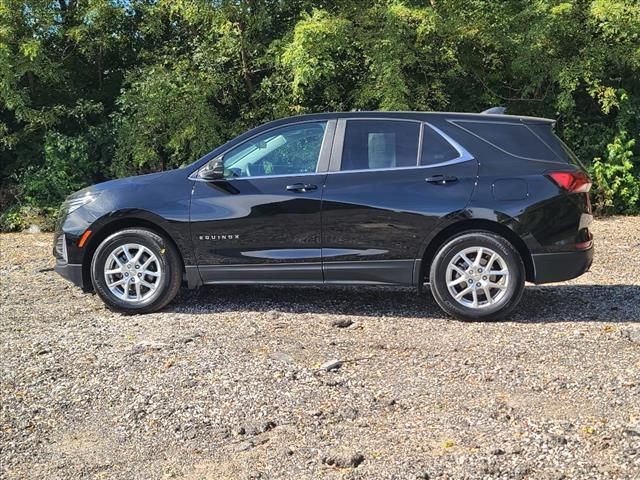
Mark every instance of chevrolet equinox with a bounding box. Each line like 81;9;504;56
53;110;594;320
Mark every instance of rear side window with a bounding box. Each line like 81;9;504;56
420;124;460;165
453;121;555;160
341;120;420;171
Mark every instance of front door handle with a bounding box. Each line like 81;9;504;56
425;174;458;185
286;183;318;192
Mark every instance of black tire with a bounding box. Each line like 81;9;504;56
429;230;525;321
90;228;182;314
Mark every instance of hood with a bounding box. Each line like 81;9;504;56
90;170;173;192
67;168;188;199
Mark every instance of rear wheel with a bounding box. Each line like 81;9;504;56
91;228;182;314
429;231;525;321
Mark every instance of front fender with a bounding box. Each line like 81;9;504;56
83;209;194;265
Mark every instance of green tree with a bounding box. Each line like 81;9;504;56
1;0;639;228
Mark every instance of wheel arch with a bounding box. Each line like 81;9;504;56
80;215;186;291
418;218;535;286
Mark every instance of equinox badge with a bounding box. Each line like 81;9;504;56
198;234;240;241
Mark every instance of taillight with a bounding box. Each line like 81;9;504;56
547;171;592;193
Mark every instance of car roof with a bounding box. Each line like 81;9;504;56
267;110;556;126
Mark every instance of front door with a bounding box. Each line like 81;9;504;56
321;118;478;285
190;120;334;284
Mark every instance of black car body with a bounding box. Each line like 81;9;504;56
53;110;593;319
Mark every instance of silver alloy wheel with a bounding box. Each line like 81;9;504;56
445;246;510;309
103;243;162;304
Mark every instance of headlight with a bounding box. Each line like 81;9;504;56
64;192;101;214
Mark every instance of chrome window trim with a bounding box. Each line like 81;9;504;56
189;116;477;181
315;119;336;173
416;120;425;166
191;171;327;182
189;119;333;181
329;119;475;174
324;158;475;175
328;118;347;172
422;122;475;167
192;156;475;179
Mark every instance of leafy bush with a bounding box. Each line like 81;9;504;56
0;205;58;232
591;132;640;215
0;205;24;232
19;132;98;208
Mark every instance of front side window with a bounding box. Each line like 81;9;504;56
224;122;326;178
341;120;420;171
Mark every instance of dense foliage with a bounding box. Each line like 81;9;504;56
1;0;639;229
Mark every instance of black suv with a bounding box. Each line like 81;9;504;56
53;110;593;320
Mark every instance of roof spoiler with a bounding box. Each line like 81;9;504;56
480;106;557;126
481;106;507;114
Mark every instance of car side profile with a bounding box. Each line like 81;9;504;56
53;110;594;320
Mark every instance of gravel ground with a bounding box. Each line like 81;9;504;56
1;217;639;480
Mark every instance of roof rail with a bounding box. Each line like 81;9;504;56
481;106;507;115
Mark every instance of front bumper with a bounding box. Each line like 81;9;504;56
54;259;86;289
531;246;594;284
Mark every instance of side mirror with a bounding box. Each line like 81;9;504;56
198;156;224;181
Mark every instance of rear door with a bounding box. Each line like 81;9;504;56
321;118;477;285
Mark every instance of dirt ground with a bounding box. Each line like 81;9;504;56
1;216;639;479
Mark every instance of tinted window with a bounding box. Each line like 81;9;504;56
420;125;460;165
527;123;588;169
555;136;588;170
454;121;555;159
341;120;420;171
224;122;326;178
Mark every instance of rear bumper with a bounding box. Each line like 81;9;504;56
531;247;594;284
54;260;86;289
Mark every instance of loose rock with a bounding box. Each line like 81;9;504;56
322;452;365;468
620;328;640;344
332;318;353;328
320;359;342;371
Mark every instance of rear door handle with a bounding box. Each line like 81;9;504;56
425;175;458;185
286;183;318;192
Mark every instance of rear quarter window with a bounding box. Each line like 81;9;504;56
526;123;588;169
420;124;461;166
555;136;587;170
452;120;556;160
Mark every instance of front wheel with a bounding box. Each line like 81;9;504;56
429;231;525;321
90;228;182;314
